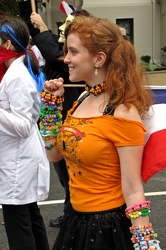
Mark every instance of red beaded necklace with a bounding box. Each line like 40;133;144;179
85;83;106;96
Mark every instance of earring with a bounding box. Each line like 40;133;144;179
94;68;98;76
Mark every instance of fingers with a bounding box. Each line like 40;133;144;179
56;78;64;86
30;13;48;32
44;78;64;96
44;78;64;90
30;13;41;25
44;81;58;91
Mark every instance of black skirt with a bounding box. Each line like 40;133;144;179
52;204;134;250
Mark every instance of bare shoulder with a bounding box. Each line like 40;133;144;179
114;104;142;122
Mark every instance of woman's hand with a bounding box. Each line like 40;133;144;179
44;78;65;96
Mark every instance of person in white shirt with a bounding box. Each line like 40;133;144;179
0;17;50;250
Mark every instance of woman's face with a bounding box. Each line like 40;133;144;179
64;33;96;83
58;15;74;43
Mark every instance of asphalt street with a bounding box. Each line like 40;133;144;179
0;164;166;250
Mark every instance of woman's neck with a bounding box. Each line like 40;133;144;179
5;57;17;68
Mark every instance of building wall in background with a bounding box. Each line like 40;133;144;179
161;0;166;65
83;0;161;63
40;0;165;66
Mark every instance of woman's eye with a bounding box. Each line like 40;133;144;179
71;49;76;55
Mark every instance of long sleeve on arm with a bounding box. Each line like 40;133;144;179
33;31;63;64
0;57;40;138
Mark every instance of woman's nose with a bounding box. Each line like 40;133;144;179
64;54;69;64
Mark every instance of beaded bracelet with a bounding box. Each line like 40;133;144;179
133;239;161;250
125;200;151;213
40;104;63;117
126;208;151;219
40;91;64;104
131;231;157;244
130;224;156;236
130;223;153;232
45;139;57;150
40;120;62;128
131;223;159;250
40;125;61;139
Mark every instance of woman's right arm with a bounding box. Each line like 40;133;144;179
40;78;65;162
44;138;63;162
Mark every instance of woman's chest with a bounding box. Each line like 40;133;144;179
57;116;118;165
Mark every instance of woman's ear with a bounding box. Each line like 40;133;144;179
5;40;12;50
94;51;106;68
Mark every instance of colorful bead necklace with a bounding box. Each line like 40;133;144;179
85;83;106;96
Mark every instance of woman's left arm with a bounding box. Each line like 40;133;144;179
115;104;149;225
116;104;161;249
117;144;149;225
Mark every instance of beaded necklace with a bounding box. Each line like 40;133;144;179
85;83;106;96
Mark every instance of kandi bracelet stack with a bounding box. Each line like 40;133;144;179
39;90;64;149
125;201;161;250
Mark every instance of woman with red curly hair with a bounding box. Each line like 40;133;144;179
41;15;161;250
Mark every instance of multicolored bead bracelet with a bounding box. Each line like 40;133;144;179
133;239;161;250
39;91;64;150
130;223;159;250
126;208;151;219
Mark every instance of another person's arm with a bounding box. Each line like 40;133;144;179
30;12;48;32
30;12;63;64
